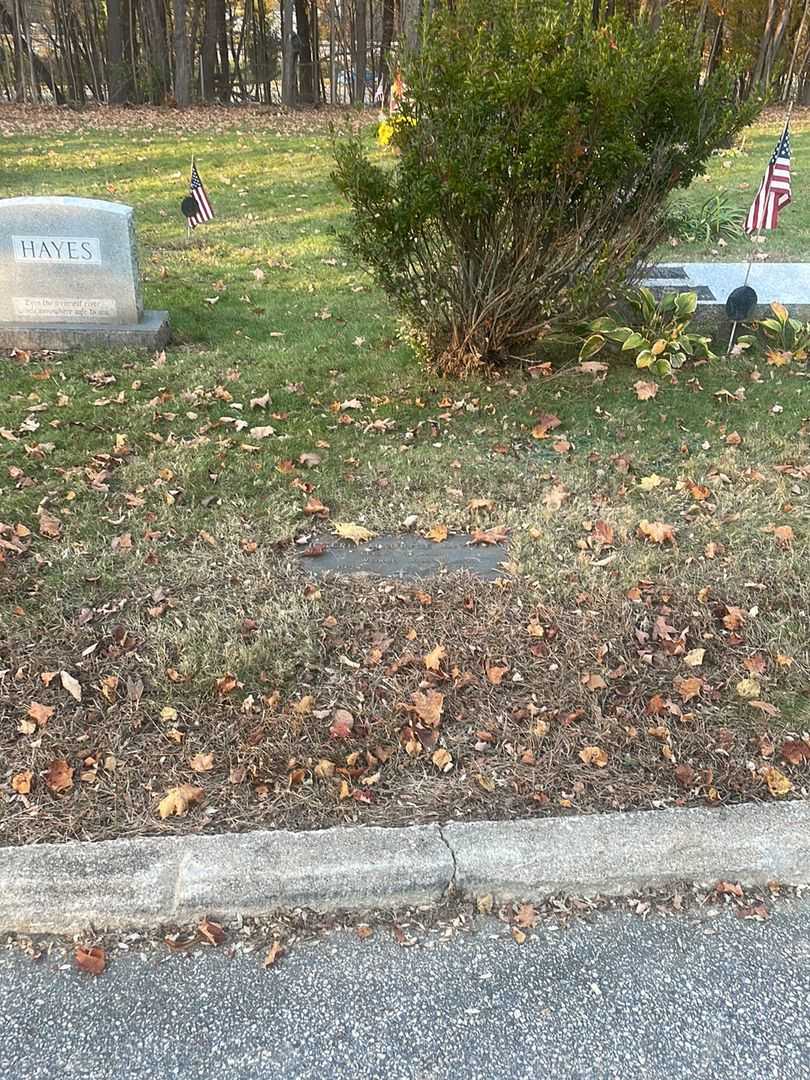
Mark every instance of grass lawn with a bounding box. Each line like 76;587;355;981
1;105;809;846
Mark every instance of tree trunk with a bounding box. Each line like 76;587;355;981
354;0;366;104
174;0;192;105
378;0;394;102
295;0;315;102
201;0;218;99
401;0;422;54
281;0;295;104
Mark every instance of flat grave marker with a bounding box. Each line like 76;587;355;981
0;196;169;350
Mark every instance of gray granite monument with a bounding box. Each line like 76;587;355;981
0;196;169;350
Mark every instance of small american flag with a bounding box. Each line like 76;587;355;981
745;123;792;234
188;162;214;229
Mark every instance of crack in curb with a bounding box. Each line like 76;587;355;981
170;849;194;917
437;825;458;899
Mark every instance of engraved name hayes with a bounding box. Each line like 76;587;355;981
12;235;102;265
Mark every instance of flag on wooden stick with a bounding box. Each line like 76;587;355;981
745;123;792;234
188;161;214;229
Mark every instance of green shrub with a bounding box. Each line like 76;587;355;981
332;0;756;376
664;193;745;244
580;288;716;376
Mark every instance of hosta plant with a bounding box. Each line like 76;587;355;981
580;288;717;376
738;301;810;363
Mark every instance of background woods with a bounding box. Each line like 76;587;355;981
1;0;810;109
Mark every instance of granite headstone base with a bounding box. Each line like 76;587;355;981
0;308;170;351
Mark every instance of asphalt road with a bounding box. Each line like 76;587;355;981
3;900;810;1080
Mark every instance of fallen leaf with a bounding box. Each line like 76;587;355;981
684;648;705;668
638;474;664;491
716;880;743;897
469;525;509;546
431;747;453;772
264;940;285;968
736;677;761;700
675;676;703;702
198;919;226;946
764;766;793;797
38;509;62;539
638;519;676;544
333;522;374;545
45;759;74;793
409;689;444;727
158;784;204;818
27;701;55;726
772;525;795;548
581;672;607;691
514;903;538;929
531;413;561;438
544;484;569;511
303;496;329;516
60;670;82;701
424;644;447;671
299;452;321;468
511;928;527;944
674;764;695;788
781;740;810;765
74;946;106;976
11;770;33;794
329;709;355;738
486;664;508;685
736;903;769;921
425;524;448;543
634;380;658;400
579;746;608;768
189;752;215;773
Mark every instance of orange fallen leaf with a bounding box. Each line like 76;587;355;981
486;665;508;686
675;676;703;702
409;689;444;727
781;740;810;765
425;524;448;543
264;940;285;968
12;770;33;795
198;918;226;946
303;495;330;516
638;519;676;544
27;701;54;726
38;510;62;539
469;526;509;546
158;784;204;818
579;746;608;768
771;525;794;548
431;747;453;772
45;759;74;793
531;413;561;439
75;946;106;976
189;752;215;773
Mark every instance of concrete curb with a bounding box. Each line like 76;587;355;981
1;802;808;934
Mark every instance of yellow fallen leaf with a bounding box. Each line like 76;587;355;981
424;644;447;671
684;648;705;668
638;474;664;491
264;940;285;968
158;784;204;819
736;677;761;700
431;747;453;772
333;522;375;545
425;524;448;543
764;766;793;797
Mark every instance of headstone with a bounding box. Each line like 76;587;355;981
0;196;169;350
642;262;810;324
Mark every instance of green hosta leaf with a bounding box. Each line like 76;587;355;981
579;334;606;360
675;291;698;316
622;333;648;351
